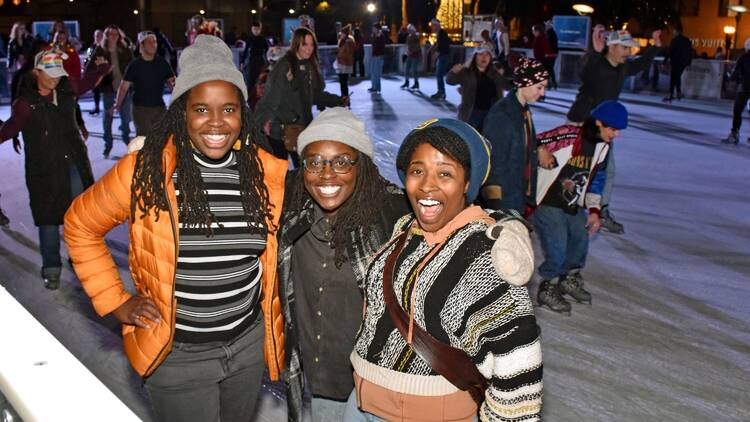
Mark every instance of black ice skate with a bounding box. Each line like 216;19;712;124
537;279;571;315
560;270;592;304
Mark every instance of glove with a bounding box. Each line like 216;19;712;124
485;217;534;286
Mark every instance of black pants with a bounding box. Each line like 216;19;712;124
353;53;365;77
543;57;557;88
245;56;265;95
92;87;100;111
338;73;349;97
268;137;300;166
669;64;687;98
732;91;750;132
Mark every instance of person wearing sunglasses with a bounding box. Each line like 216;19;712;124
277;107;410;421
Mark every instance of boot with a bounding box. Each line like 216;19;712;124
410;82;419;90
400;81;409;89
560;269;592;304
537;279;571;315
722;131;739;145
42;268;61;290
0;207;8;227
600;206;625;235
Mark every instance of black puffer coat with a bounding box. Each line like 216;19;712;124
18;75;94;225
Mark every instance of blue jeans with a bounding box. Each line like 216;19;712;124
601;145;615;208
102;90;132;152
404;57;420;85
144;317;266;422
343;390;387;422
435;54;449;93
532;205;589;280
39;163;84;274
311;395;349;422
369;55;384;91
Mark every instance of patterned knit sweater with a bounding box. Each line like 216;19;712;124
352;214;543;421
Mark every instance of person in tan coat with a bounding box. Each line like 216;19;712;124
335;24;356;97
64;35;286;422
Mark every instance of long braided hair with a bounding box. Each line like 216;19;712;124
284;152;392;267
129;87;273;237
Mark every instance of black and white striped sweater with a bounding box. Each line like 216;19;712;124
172;150;266;343
352;213;543;421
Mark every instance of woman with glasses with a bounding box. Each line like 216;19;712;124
277;107;409;422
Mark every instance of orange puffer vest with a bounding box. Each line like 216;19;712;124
64;143;287;379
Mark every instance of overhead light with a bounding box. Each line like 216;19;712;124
572;3;594;14
199;9;205;15
251;9;257;14
133;9;139;14
729;5;748;13
366;3;376;13
724;25;736;35
289;8;295;14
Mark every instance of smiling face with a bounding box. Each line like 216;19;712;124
405;143;469;233
302;141;359;216
33;69;62;93
297;34;315;60
186;80;242;160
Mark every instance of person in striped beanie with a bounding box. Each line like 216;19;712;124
480;56;553;216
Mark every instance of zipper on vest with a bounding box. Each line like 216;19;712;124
144;177;179;377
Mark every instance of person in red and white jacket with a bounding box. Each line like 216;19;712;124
532;100;628;315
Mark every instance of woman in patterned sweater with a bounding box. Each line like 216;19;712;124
345;119;543;421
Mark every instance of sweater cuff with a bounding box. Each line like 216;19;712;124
588;208;601;216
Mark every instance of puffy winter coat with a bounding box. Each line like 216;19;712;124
64;142;287;379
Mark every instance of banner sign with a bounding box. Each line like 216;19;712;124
553;15;591;50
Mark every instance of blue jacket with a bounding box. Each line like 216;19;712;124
482;89;538;214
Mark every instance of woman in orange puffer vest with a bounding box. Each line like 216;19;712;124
64;35;286;421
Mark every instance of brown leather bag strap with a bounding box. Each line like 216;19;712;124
382;230;488;405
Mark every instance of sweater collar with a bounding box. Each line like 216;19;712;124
412;205;493;247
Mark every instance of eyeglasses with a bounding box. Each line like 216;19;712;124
302;155;358;174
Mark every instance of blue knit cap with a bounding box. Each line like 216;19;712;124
397;118;492;203
591;100;628;130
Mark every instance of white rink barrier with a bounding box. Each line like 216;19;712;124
0;286;140;422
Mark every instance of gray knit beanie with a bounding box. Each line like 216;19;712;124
297;107;373;157
169;34;247;106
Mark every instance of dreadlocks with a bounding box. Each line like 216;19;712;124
130;88;273;237
284;153;391;267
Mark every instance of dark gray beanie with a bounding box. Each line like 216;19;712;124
169;35;247;106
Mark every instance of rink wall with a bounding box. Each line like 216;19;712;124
0;286;140;422
0;45;734;104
